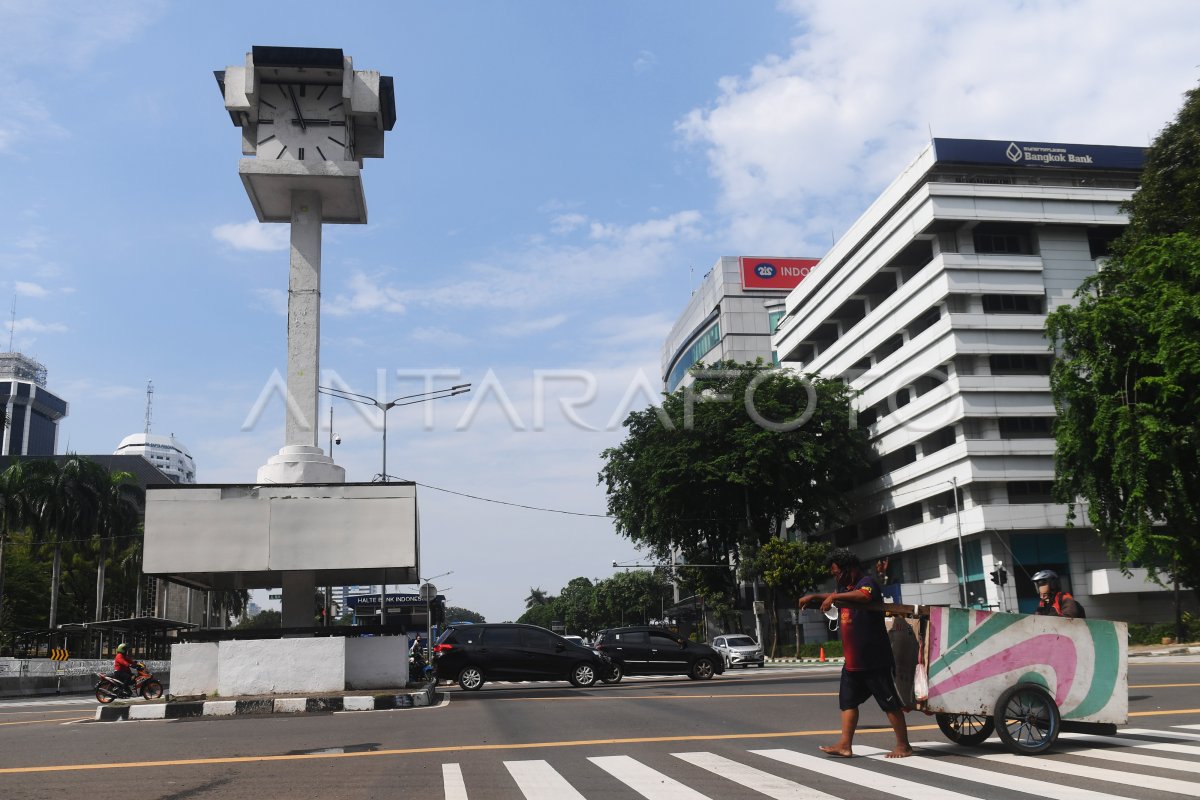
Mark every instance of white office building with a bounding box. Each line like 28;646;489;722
662;256;818;391
114;433;197;484
773;137;1179;622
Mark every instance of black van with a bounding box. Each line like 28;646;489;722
433;623;614;691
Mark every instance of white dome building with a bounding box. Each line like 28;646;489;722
114;433;196;484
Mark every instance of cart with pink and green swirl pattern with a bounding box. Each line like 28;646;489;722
919;606;1128;755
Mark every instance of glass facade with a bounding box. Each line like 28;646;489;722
667;322;721;391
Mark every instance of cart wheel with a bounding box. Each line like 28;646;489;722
995;683;1060;755
936;712;995;746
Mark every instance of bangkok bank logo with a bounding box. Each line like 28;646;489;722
1006;142;1023;163
754;262;777;280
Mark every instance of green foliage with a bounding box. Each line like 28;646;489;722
1121;85;1200;243
753;538;831;599
234;609;283;630
516;570;675;635
444;605;486;624
1127;614;1200;646
515;602;557;629
1047;83;1200;597
599;360;871;604
0;457;146;633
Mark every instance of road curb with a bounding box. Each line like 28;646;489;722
94;682;439;722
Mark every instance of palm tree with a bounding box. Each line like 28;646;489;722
93;470;143;621
524;587;549;609
0;462;30;628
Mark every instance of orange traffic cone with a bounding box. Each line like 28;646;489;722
819;646;826;662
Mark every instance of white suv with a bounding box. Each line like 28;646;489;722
710;634;765;669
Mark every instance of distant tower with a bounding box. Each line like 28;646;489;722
114;380;197;483
0;352;69;456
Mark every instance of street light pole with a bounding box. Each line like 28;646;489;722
953;476;968;608
318;383;471;482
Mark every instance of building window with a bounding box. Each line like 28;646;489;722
982;294;1045;314
998;417;1054;438
768;310;785;333
1087;227;1124;259
667;322;722;391
989;354;1052;375
973;224;1034;255
1007;481;1054;504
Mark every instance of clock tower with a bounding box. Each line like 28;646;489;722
216;47;396;484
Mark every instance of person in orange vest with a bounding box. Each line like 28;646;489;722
1032;570;1084;618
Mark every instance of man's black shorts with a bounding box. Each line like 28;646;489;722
839;667;903;712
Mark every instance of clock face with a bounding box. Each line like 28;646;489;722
255;83;349;162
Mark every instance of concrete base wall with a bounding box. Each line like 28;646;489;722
169;643;219;696
218;638;345;696
346;637;408;689
169;637;408;697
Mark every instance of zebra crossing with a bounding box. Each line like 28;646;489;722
435;727;1200;799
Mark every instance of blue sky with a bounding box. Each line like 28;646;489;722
3;1;1199;624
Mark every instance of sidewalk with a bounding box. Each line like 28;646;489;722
94;681;439;723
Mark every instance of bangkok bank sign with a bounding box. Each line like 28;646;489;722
739;257;819;290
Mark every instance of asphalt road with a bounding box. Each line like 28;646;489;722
1;660;1198;800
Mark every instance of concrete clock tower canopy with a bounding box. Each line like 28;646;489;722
215;46;397;483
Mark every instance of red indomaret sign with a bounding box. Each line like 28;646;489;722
739;257;820;290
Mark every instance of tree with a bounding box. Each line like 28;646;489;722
524;587;550;609
748;538;830;655
599;360;872;602
1048;84;1200;607
1048;233;1200;598
234;609;282;630
593;569;673;629
444;606;485;624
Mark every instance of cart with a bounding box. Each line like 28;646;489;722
898;605;1128;755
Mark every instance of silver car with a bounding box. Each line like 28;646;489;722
710;634;765;668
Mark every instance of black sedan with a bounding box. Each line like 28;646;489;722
592;626;725;683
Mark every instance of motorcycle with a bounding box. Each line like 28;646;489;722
95;662;163;704
409;645;433;682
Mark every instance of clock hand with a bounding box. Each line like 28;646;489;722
286;86;306;132
290;118;332;126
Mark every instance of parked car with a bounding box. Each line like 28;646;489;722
562;635;587;647
710;634;765;669
592;626;725;682
433;623;614;691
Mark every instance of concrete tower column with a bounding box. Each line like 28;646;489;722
256;190;345;485
286;190;322;449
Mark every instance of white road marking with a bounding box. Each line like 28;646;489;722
504;760;587;800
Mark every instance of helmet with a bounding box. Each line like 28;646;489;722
1031;570;1060;589
116;643;127;654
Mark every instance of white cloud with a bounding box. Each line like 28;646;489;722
326;271;407;316
326;209;705;320
633;50;657;74
213;221;290;252
251;288;287;316
494;314;568;338
551;213;588;235
410;327;470;347
680;0;1200;255
10;317;66;334
13;281;47;297
0;2;163;154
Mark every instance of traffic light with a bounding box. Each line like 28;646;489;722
989;567;1009;586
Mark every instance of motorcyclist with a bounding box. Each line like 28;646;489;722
113;643;136;691
1032;570;1083;618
